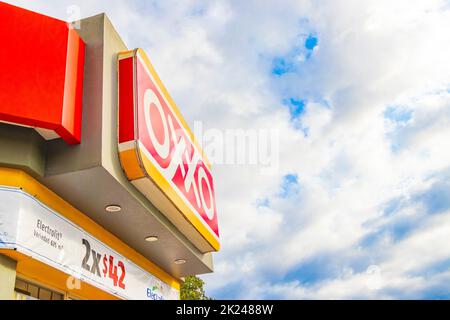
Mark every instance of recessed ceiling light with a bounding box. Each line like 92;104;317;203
145;236;159;242
174;259;187;265
105;205;122;213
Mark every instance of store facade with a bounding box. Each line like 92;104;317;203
0;2;219;300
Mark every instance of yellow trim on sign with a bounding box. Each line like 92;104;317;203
119;148;220;251
138;149;221;251
135;48;212;170
0;167;181;291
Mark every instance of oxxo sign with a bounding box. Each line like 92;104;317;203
81;239;126;289
118;49;219;252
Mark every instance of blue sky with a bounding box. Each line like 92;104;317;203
6;0;450;299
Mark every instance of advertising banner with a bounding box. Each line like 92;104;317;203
118;49;220;253
0;186;179;300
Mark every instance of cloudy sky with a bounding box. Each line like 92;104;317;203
6;0;450;299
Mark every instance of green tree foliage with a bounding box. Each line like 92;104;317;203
180;275;212;300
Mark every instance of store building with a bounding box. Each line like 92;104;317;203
0;2;219;300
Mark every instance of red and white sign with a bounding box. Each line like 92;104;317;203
118;49;219;252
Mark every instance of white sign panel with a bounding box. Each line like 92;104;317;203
0;186;179;300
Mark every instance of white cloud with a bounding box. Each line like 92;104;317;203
5;0;450;299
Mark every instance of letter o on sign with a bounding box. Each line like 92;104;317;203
144;89;170;159
198;167;215;220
